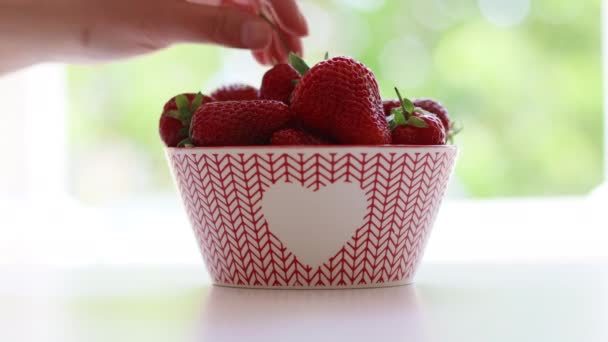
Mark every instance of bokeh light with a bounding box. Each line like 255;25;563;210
331;0;385;11
410;0;454;31
478;0;530;27
379;36;430;91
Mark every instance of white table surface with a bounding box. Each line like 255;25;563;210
1;263;606;342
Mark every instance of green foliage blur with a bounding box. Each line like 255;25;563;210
67;0;603;198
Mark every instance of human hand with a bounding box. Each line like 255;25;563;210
188;0;307;64
0;0;307;73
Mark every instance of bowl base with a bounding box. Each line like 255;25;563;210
212;278;414;290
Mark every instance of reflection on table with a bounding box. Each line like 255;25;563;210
199;285;427;342
0;264;606;342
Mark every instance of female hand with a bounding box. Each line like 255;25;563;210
0;0;307;74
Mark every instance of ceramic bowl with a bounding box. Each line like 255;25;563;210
166;145;457;289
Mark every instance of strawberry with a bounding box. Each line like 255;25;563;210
271;128;328;145
159;93;209;147
260;64;301;104
210;84;259;101
413;98;450;132
382;99;401;116
414;98;462;142
190;100;293;146
383;98;450;130
290;55;390;145
385;97;460;142
389;88;446;145
159;116;187;147
392;114;446;145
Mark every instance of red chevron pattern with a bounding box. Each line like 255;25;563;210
167;147;457;288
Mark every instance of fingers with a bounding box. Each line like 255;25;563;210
169;4;272;49
187;0;262;14
255;29;302;66
269;32;287;63
286;32;303;57
172;0;307;65
252;49;270;65
267;27;303;63
279;26;303;57
267;0;308;36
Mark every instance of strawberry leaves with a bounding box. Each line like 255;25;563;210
165;110;182;122
164;92;208;147
289;52;310;76
175;94;190;113
289;52;331;77
177;137;194;148
389;87;429;130
170;92;205;125
395;88;415;115
407;116;429;128
447;121;463;144
389;108;407;130
190;93;204;112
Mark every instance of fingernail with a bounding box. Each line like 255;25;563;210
242;20;272;48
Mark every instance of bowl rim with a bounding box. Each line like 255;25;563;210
166;144;457;152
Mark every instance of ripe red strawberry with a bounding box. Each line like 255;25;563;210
392;113;446;145
382;99;401;116
290;56;390;145
271;128;328;145
159;93;210;147
191;100;293;146
260;64;301;104
413;98;450;132
389;88;446;145
384;98;450;129
159;116;187;147
385;97;459;142
211;84;259;101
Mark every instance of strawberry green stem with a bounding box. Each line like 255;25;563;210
394;87;411;120
390;87;429;129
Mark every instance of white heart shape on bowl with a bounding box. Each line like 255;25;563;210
261;181;367;268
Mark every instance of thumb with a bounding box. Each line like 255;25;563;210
168;4;273;49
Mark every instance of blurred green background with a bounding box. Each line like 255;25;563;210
67;0;603;201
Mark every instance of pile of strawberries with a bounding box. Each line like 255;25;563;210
159;54;458;147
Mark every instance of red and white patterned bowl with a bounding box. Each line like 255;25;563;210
166;146;457;289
